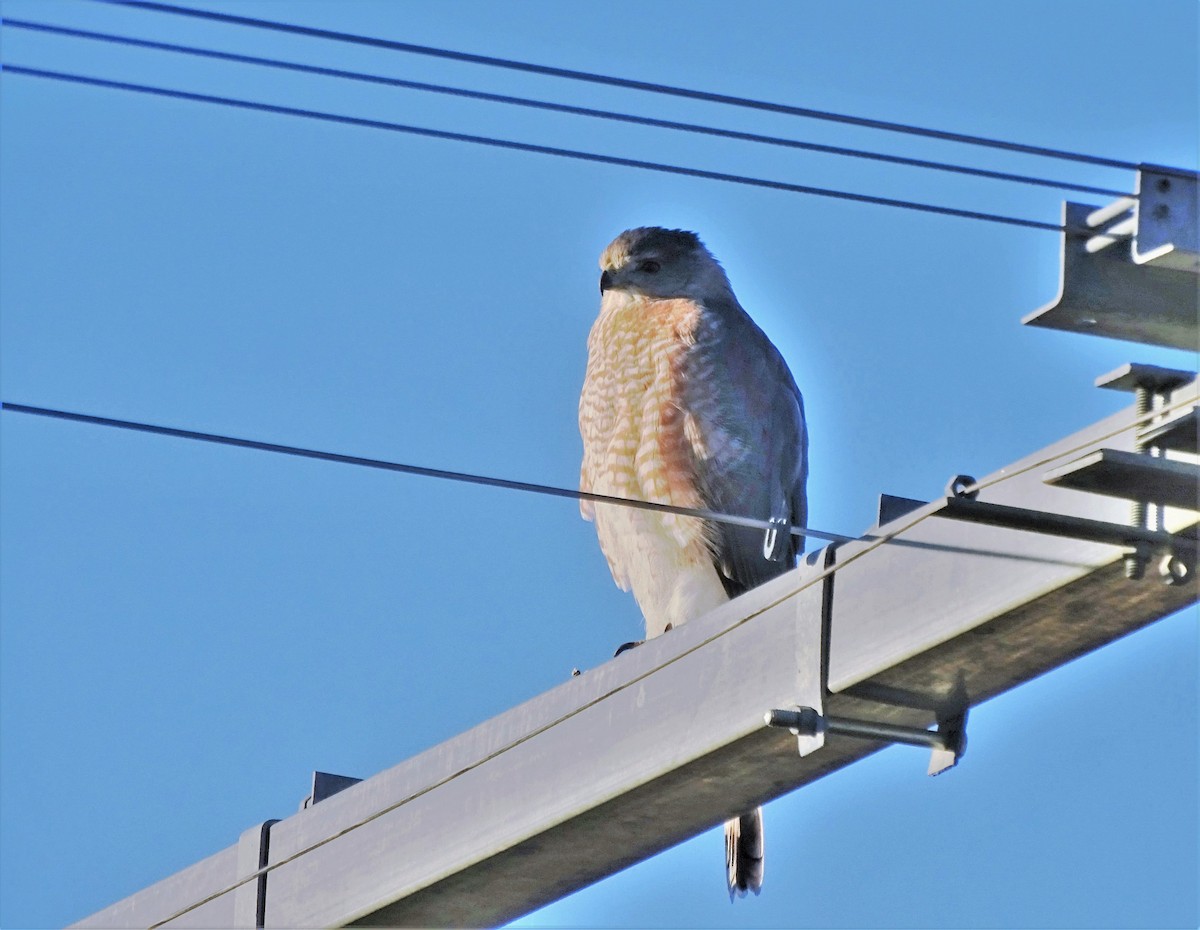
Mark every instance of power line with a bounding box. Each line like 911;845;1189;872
1;66;1072;233
96;0;1139;172
0;402;853;545
10;394;1187;552
3;18;1131;200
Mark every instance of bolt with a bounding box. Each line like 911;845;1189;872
1124;384;1153;580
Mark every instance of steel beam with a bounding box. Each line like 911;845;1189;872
71;380;1198;929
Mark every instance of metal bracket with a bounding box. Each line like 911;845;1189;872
1021;166;1200;351
777;545;968;774
300;770;363;810
1132;165;1199;271
765;705;968;776
877;493;926;524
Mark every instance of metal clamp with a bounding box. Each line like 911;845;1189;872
765;705;968;776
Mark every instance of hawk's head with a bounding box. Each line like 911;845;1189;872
598;227;732;301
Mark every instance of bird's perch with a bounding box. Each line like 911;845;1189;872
72;381;1198;928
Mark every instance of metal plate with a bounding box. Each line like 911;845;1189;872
1044;448;1200;510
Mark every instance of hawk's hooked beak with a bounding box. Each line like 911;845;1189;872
599;269;614;293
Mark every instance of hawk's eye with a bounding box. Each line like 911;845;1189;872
638;260;661;274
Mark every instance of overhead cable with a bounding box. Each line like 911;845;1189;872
0;402;853;545
2;19;1131;199
96;0;1139;171
8;396;1190;549
1;66;1073;233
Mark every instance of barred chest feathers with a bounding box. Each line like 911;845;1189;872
578;292;731;637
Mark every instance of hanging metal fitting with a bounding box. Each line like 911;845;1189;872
765;705;968;776
762;516;790;561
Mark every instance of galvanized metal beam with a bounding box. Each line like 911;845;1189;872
71;380;1198;929
1022;166;1200;350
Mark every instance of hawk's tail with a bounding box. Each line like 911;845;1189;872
724;808;764;899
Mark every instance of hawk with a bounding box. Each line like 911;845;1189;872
578;227;808;899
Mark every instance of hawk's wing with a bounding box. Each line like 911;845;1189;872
679;295;808;595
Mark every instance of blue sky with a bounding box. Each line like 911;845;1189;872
1;1;1196;928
